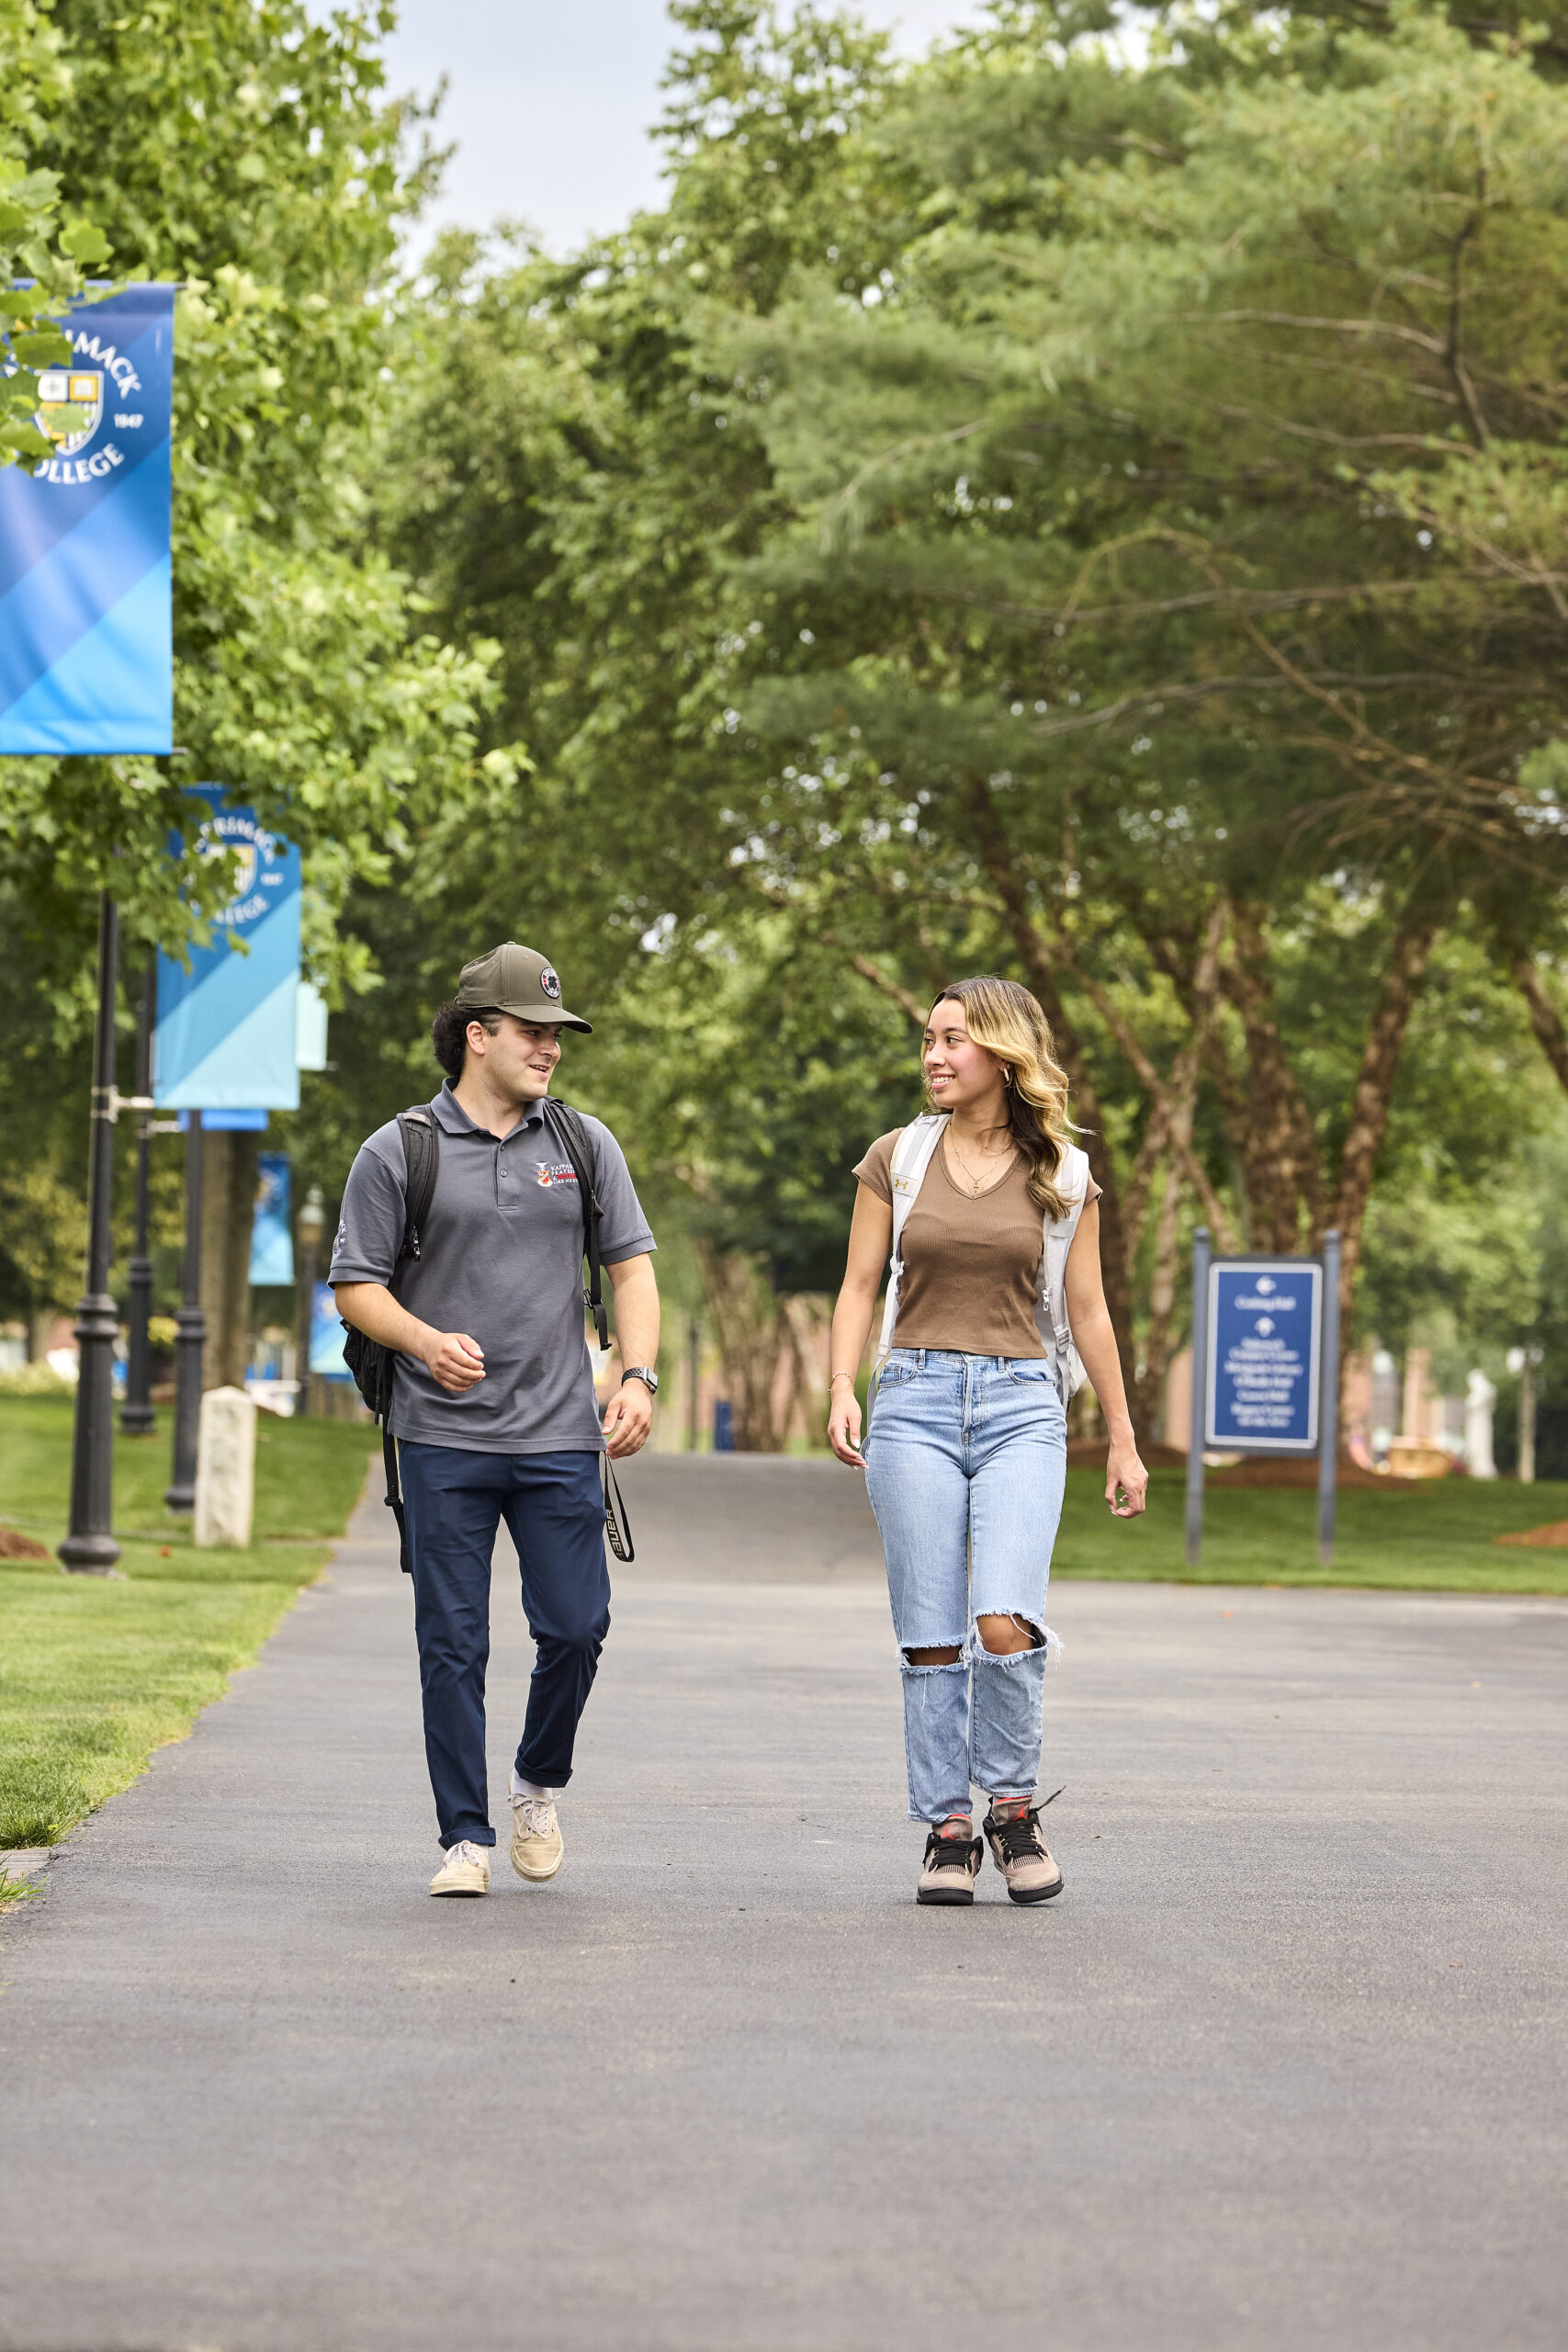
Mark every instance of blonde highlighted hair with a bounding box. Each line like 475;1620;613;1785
925;974;1075;1221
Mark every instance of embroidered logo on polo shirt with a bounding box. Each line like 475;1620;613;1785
536;1161;580;1188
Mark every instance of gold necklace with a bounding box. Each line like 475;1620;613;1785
946;1130;1016;1198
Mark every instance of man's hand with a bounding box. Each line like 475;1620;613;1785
603;1375;653;1459
422;1330;486;1393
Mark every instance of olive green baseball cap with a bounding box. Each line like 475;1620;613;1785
457;942;592;1034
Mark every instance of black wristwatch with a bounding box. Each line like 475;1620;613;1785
621;1365;660;1396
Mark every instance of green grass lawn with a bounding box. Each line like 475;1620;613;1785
1055;1465;1568;1593
0;1397;375;1853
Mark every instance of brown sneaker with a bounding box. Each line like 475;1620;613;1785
983;1798;1064;1904
917;1818;983;1906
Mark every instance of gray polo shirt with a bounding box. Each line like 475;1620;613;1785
329;1083;655;1455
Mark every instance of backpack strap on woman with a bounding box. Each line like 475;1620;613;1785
1037;1141;1092;1402
874;1114;947;1370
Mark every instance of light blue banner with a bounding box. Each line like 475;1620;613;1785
154;792;301;1110
310;1280;350;1380
250;1153;294;1287
0;283;176;752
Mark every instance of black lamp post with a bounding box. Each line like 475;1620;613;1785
164;1111;206;1513
295;1184;325;1419
119;963;157;1437
59;896;125;1574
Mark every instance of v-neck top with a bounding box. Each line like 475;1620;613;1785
852;1125;1099;1360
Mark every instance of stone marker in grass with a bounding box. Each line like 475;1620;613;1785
195;1387;256;1550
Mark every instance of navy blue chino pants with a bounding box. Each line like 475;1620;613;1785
398;1442;611;1850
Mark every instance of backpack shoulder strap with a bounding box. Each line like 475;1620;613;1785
363;1108;440;1573
394;1106;439;1277
541;1099;609;1351
1036;1140;1092;1399
874;1115;947;1369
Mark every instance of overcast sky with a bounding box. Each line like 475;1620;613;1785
381;2;989;256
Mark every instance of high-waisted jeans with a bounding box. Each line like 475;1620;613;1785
864;1349;1066;1823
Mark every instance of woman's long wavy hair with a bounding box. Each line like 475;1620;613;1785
925;975;1075;1221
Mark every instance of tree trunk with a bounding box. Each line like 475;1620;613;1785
965;778;1144;1433
1330;916;1438;1319
1220;903;1325;1252
782;1294;831;1446
1510;955;1568;1094
1140;1162;1188;1436
1133;1032;1205;1431
695;1242;793;1451
200;1129;259;1391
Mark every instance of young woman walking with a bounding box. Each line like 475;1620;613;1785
828;975;1147;1907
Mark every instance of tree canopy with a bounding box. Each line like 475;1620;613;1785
5;0;1567;1457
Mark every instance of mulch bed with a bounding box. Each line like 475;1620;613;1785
1207;1454;1404;1490
0;1526;51;1560
1494;1521;1568;1549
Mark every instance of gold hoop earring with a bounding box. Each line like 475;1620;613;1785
1002;1066;1013;1087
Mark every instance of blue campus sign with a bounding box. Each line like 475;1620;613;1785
0;284;176;752
1205;1258;1323;1453
153;792;302;1110
309;1280;350;1380
249;1153;294;1287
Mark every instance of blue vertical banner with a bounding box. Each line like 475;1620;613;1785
310;1281;350;1380
154;792;302;1110
249;1154;294;1286
0;284;176;752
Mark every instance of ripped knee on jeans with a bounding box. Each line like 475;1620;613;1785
975;1611;1044;1657
902;1643;965;1669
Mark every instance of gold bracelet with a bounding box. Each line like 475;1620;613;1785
829;1371;857;1386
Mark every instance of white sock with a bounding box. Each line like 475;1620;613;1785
512;1771;558;1804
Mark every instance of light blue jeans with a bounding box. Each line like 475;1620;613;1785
864;1349;1067;1823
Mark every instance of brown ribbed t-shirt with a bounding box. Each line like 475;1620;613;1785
852;1126;1100;1360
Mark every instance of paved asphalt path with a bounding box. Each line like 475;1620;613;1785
2;1458;1565;2352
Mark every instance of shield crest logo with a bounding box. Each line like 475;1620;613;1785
198;827;259;918
35;368;105;458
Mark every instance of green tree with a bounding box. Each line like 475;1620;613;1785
697;3;1568;1401
1;0;501;986
0;0;110;468
361;1;1568;1442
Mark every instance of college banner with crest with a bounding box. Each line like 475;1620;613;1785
154;792;302;1111
0;283;176;753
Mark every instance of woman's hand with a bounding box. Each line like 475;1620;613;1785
828;1380;866;1467
1106;1439;1148;1518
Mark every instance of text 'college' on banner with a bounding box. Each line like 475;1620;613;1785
0;284;176;754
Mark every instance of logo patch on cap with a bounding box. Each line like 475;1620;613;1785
538;965;561;1001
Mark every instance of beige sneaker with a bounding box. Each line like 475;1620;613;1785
983;1798;1064;1904
429;1838;491;1896
917;1818;983;1906
511;1792;564;1883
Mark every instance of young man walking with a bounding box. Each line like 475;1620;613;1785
332;943;660;1896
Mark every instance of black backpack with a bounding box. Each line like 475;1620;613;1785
341;1097;630;1570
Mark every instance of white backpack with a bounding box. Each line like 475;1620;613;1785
873;1113;1093;1402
